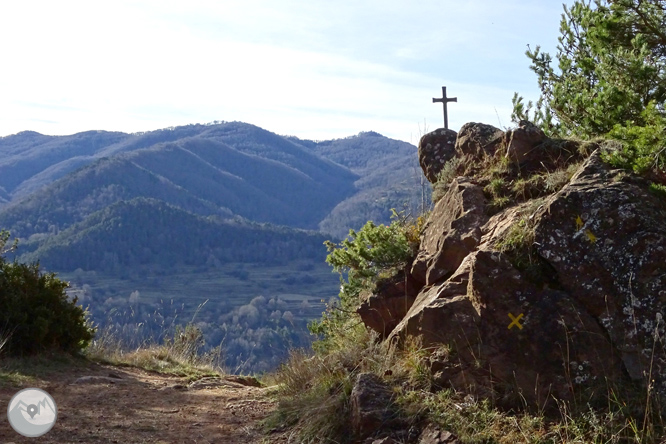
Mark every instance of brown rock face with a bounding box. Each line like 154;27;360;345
418;128;458;183
504;120;546;163
455;122;504;157
411;177;487;286
368;123;666;410
533;153;666;382
357;270;420;338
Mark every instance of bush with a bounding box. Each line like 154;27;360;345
310;210;421;349
604;103;666;177
0;231;94;355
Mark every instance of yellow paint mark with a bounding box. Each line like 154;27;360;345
585;229;597;243
575;215;584;231
508;313;524;330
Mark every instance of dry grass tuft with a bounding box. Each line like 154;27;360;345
86;323;224;378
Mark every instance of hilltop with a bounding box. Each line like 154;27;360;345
268;122;666;443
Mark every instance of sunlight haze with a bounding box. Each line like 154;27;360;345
0;0;564;142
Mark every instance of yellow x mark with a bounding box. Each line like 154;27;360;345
508;313;524;330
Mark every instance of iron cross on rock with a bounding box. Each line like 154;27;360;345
432;86;457;129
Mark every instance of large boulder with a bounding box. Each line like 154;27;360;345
418;129;458;183
393;247;626;407
504;120;546;163
411;177;487;286
455;122;504;158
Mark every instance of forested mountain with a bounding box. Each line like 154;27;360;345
290;131;428;237
0;122;420;241
0;121;423;372
18;197;329;272
0;122;357;206
0;136;357;240
0;130;132;199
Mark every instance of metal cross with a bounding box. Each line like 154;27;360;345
432;86;457;129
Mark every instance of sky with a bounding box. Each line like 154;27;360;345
0;1;566;144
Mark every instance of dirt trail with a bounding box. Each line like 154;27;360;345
0;363;280;444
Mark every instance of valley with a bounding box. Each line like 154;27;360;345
0;121;425;373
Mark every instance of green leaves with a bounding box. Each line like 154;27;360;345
311;213;419;349
605;102;666;174
514;0;666;179
325;219;412;304
0;232;95;355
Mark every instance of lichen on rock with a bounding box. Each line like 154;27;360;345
360;122;666;410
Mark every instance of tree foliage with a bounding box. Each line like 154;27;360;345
514;0;666;176
309;210;421;348
0;231;95;355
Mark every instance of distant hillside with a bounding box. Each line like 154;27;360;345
0;130;132;198
18;197;328;272
0;122;358;203
289;131;428;237
0;122;423;241
0;127;359;239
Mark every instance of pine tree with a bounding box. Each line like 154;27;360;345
514;0;666;176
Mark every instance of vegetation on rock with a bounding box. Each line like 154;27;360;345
308;210;422;351
271;4;666;442
513;0;666;180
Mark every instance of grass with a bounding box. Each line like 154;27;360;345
432;157;467;202
267;321;666;444
431;148;583;217
264;323;372;442
85;321;225;379
0;322;225;389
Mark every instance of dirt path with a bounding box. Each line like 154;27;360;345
0;363;280;444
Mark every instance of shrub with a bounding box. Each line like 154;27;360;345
311;210;419;349
604;103;666;178
0;231;94;355
432;157;465;203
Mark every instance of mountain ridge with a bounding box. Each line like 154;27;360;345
0;121;421;240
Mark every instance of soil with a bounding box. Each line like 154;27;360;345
0;362;283;444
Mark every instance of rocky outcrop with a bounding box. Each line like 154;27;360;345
362;122;666;410
418;129;458;183
455;122;504;158
411;177;487;286
357;270;420;338
504;120;546;163
533;154;666;382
